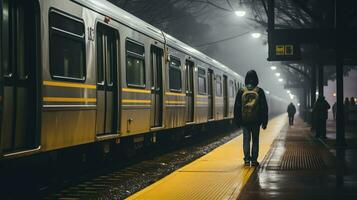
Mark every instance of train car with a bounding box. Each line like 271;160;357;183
0;0;284;161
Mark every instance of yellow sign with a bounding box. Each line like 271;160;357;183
275;44;294;56
275;45;285;55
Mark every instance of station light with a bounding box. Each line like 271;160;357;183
333;93;336;97
275;73;281;77
316;91;319;95
287;90;291;94
270;66;277;70
278;78;283;82
235;10;246;17
297;103;301;106
251;32;261;38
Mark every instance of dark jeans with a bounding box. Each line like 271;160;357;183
315;119;327;138
242;125;260;162
288;115;295;126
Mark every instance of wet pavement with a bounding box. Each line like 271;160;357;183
239;117;357;200
40;126;241;200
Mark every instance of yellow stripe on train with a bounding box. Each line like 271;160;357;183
43;81;96;89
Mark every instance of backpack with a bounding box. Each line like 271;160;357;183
241;87;260;123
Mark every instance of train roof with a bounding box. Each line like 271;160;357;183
73;0;241;79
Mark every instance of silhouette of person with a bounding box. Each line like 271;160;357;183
287;103;296;126
313;96;330;139
234;70;268;167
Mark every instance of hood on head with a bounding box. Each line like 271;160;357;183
245;70;259;88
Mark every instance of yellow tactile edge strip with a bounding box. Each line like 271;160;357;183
127;114;287;200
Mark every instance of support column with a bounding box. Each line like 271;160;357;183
318;65;324;97
311;66;317;106
302;86;308;121
335;0;346;146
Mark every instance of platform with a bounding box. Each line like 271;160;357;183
238;117;357;200
127;114;287;200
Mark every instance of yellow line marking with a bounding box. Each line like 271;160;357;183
165;100;186;104
122;99;151;104
43;81;96;89
165;92;186;97
126;114;287;200
196;101;208;105
43;97;97;103
196;95;208;98
122;88;151;94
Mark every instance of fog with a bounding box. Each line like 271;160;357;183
193;11;291;101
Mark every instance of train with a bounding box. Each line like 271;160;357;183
0;0;287;161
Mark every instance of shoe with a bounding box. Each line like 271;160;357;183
244;161;250;166
251;161;259;167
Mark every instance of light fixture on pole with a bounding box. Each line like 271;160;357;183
251;32;261;38
235;10;246;17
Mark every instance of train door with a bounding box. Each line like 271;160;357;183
150;46;163;128
185;60;194;122
96;23;119;136
207;69;214;119
223;75;228;117
1;0;39;153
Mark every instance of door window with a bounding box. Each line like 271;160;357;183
216;75;222;96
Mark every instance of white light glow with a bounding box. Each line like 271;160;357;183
278;78;283;82
275;73;281;77
235;10;246;17
316;91;319;95
270;66;277;70
251;32;261;38
297;103;301;106
287;90;291;94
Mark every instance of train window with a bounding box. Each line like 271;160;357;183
126;40;145;87
198;68;207;94
229;80;234;97
49;11;85;81
216;75;222;96
169;57;182;91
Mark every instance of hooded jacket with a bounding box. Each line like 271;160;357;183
234;70;269;127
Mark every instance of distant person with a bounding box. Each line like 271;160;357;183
350;97;356;106
313;96;330;139
345;98;350;124
287;103;296;126
332;102;337;121
234;70;268;167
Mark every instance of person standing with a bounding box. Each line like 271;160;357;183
313;96;330;139
345;98;350;125
234;70;268;167
350;97;356;106
287;103;297;126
